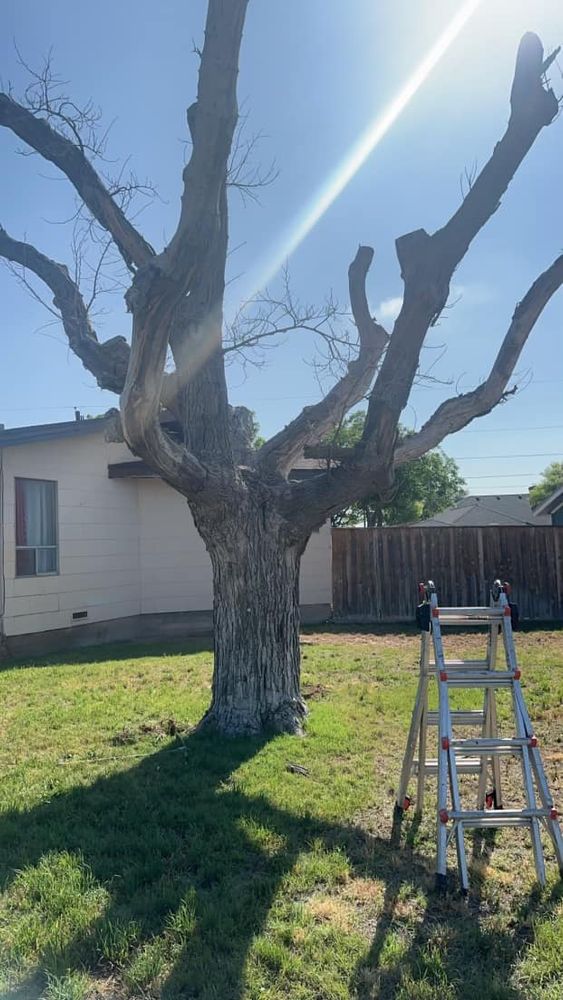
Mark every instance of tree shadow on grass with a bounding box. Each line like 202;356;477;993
0;732;559;1000
355;814;563;1000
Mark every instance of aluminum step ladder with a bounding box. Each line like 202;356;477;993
396;580;563;894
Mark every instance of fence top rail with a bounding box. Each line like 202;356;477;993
331;525;562;533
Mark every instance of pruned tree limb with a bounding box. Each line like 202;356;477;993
0;223;130;392
163;0;249;284
257;246;389;475
395;253;563;465
0;92;154;270
120;0;249;480
362;32;560;464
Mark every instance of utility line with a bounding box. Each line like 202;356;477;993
463;473;544;480
451;453;562;461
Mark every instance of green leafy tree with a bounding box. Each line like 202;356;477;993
330;412;466;526
529;462;563;508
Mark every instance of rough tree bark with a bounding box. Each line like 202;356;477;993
191;495;308;734
1;13;562;734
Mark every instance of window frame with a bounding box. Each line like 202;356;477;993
14;477;59;578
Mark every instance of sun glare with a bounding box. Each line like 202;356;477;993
240;0;485;306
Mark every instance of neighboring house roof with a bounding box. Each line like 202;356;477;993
532;485;563;517
417;494;551;527
0;416;108;448
0;416;319;478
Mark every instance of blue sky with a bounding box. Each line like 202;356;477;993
1;0;562;494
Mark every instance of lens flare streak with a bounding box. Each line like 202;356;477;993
242;0;485;303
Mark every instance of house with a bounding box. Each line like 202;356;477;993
0;417;332;657
531;485;563;526
416;493;551;527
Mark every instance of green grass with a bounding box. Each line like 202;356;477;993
0;628;561;999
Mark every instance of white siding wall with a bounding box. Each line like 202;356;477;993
300;523;332;606
1;434;141;636
1;429;332;637
138;480;213;614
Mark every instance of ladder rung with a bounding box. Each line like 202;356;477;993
453;815;533;829
415;758;481;774
451;738;529;756
430;659;488;669
436;617;503;626
427;710;485;726
436;607;504;618
446;672;515;688
449;808;552;824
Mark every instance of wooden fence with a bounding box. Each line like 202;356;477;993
332;526;563;622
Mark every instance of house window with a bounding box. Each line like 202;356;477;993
15;478;58;576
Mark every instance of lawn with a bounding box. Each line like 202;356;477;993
0;627;562;1000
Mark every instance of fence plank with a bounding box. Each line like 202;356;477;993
331;526;563;622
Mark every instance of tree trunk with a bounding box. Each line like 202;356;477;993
193;501;308;735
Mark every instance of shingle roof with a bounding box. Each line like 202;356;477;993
532;485;563;517
0;416;108;447
417;494;551;527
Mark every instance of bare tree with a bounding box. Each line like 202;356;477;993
1;6;562;734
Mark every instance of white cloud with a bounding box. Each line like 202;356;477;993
376;282;494;326
378;296;403;322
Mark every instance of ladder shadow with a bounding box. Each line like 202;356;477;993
357;807;562;1000
470;826;498;878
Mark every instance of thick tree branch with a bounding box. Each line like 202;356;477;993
121;1;249;481
120;280;215;495
362;32;559;463
0;93;154;270
164;0;249;283
0;224;130;392
257;246;389;476
395;253;563;465
283;458;392;539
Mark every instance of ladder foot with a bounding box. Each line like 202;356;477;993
391;803;405;846
435;873;448;893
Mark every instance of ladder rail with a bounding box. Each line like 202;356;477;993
510;663;546;885
416;644;430;812
431;590;453;887
396;631;430;811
